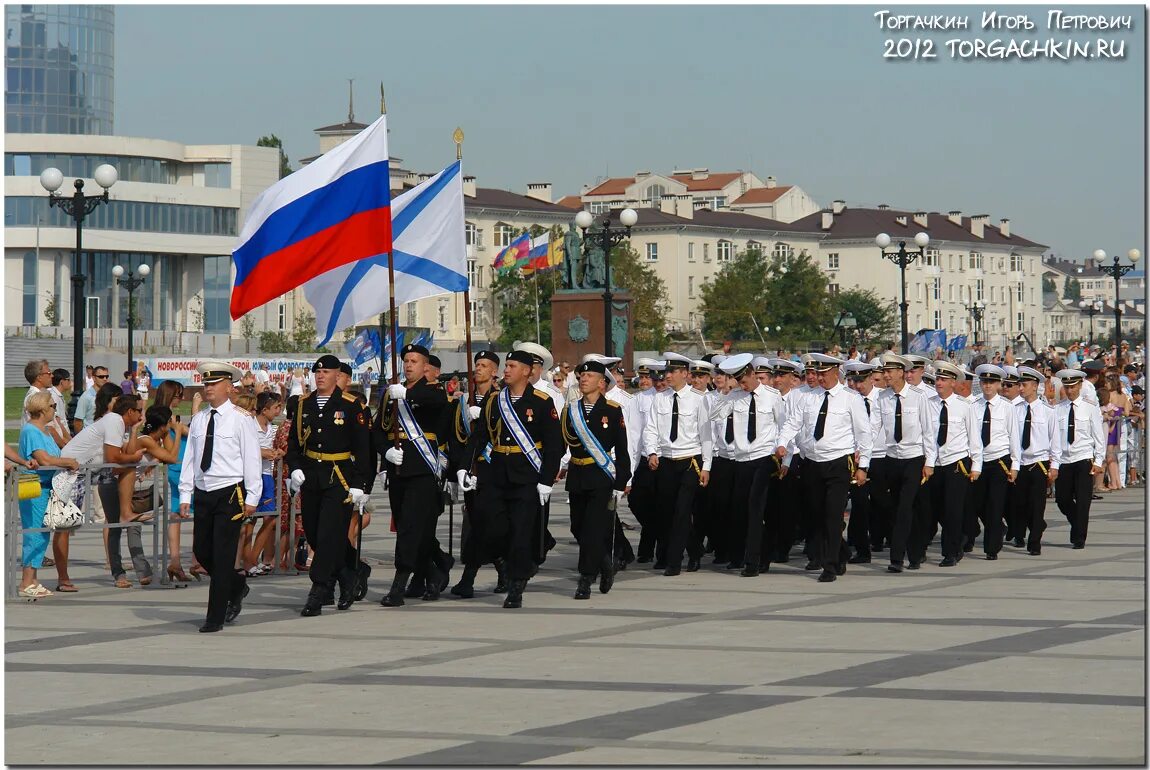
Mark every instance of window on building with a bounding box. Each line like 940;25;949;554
828;283;840;296
646;243;658;262
469;299;483;327
588;201;612;214
1010;253;1023;272
703;243;711;262
969;251;982;270
933;310;942;328
916;283;923;302
772;242;794;261
827;253;840;270
644;184;666;208
948;285;955;302
1016;311;1025;332
932;277;941;300
277;302;286;330
976;279;985;300
688;276;695;298
924;248;939;267
465;222;478;247
203;163;231;189
494;223;515;248
201;255;233;333
22;251;36;324
1017;283;1024;301
746;240;761;254
695;195;726;210
467;259;478;288
717;240;732;262
687;242;695;262
406;304;418;326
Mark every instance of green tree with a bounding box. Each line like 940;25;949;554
1042;276;1056;294
610;242;669;350
829;288;898;344
239;314;257;353
698;248;773;342
1063;276;1082;302
292;309;331;353
42;291;59;326
763;250;829;348
257;134;292;179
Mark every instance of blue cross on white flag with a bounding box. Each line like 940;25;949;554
305;161;469;347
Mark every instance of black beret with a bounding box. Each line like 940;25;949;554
401;343;430;360
338;362;353;376
507;350;535;367
475;350;500;365
313;354;342;372
427;354;442;369
575;360;607;376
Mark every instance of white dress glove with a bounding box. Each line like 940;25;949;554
385;446;404;465
290;469;306;492
468;405;482;420
388;384;407;400
457;469;477;492
537;483;553;506
349;488;366;506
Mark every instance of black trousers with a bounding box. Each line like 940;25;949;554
1003;473;1020;541
707;456;736;561
386;472;440;575
657;456;703;567
1015;463;1050;550
776;455;804;557
192;484;248;626
629;463;658;560
570;486;614;576
460;489;492;568
885;456;925;565
867;457;893;550
925;458;971;560
300;483;354;587
802;455;852;573
1055;458;1094;545
970;456;1009;556
847;476;872;556
733;457;776;569
478;481;539;581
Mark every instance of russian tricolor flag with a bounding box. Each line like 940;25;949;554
230;114;392;319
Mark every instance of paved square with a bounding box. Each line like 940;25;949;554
5;488;1145;764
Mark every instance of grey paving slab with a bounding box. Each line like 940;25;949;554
5;487;1145;765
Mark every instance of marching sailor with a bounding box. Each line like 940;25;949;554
967;364;1021;560
1011;365;1062;555
922;361;980;567
1052;369;1106;549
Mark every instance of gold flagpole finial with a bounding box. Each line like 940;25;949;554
380;82;387;115
453;127;464;160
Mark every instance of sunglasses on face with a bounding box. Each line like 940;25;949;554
94;374;108;380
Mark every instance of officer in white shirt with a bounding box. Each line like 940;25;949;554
875;354;933;572
923;361;981;567
642;352;713;575
712;354;787;576
630;359;663;563
1011;366;1062;555
706;355;738;564
1052;369;1106;548
967;364;1021;560
776;353;872;583
179;360;262;633
843;361;884;564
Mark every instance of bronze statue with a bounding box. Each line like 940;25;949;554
563;223;584;290
582;224;607;289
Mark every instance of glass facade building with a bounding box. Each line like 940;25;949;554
5;5;115;134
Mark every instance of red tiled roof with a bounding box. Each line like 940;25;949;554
669;172;742;192
785;207;1046;249
555;195;583;210
584;177;636;196
730;186;792;205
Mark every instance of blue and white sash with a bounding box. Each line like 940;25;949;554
569;400;615;482
456;397;471;439
397;397;441;478
497;388;542;472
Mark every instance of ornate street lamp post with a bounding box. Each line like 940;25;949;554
876;231;930;353
112;263;151;373
1091;248;1141;349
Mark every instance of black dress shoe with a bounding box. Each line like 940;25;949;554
907;561;921;571
1027;549;1041;556
686;557;701;572
740;565;759;577
636;555;652;564
301;602;322;617
354;561;372;601
1091;494;1103;500
600;563;615;595
848;553;871;564
1011;537;1025;548
726;561;744;570
502;579;526;609
759;561;771;573
450;580;475;599
663;565;682;576
404;580;425;599
836;562;848;576
887;563;903;573
986;553;998;560
421;583;441;601
817;570;837;583
199;622;223;633
962;538;975;553
225;584;250;623
1072;541;1085;549
574;577;592;600
653;560;667;570
804;560;821;571
938;557;957;567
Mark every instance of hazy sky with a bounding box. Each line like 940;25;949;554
116;4;1145;261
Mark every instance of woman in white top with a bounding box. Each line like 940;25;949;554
136;369;150;401
288;367;305;398
238;392;283;575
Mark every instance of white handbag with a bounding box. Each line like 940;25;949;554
43;492;84;530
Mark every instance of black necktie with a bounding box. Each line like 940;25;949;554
864;398;871;417
725;412;734;444
669;393;679;442
937;400;948;445
1022;405;1032;450
813;392;830;441
200;409;218;472
1067;403;1075;443
747;392;757;442
981;402;991;445
894;394;903;443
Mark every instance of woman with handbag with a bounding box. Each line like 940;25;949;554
18;392;79;597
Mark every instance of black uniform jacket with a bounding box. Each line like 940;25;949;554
284;387;372;491
373;379;449;478
561;397;632;493
447;385;499;479
463;386;562;487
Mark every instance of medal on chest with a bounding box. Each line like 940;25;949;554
602;416;609;430
333;411;344;425
526;408;534;423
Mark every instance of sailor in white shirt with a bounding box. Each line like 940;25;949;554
771;358;807;563
711;354;788;576
905;355;936;399
875;354;933;572
1080;360;1103;405
967;364;1021;560
843;361;885;564
179;360;262;633
776;353;872;583
705;356;738;565
642;352;713;575
630;358;663;563
1010;366;1062;555
1052;369;1106;548
1000;365;1025;547
690;360;715;394
923;361;981;567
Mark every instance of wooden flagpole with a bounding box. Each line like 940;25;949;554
455;127;477;409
